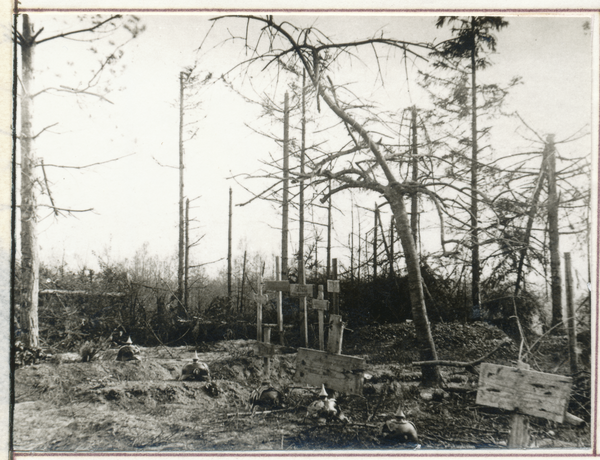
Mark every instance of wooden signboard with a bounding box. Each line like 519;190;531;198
255;341;278;358
327;280;340;293
290;284;313;297
264;280;290;292
476;363;572;423
312;299;329;311
294;348;365;395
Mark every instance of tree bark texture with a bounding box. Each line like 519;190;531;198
281;92;289;280
387;190;440;382
19;15;40;348
310;58;440;381
178;72;185;303
545;134;562;328
515;162;547;297
470;19;481;319
410;106;419;248
564;252;578;375
184;198;189;311
228;187;233;298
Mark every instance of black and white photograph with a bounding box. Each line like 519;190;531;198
5;2;597;454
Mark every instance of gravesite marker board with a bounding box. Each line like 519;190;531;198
476;363;572;423
294;348;365;395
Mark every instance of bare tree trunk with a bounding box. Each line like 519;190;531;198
564;252;577;375
326;179;332;278
376;209;394;277
373;205;378;279
545;134;562;328
184;198;189;311
350;197;355;281
240;250;247;314
470;21;481;320
299;71;308;347
228;187;232;298
410;106;419;248
281;92;290;280
357;210;362;283
388;190;441;382
309;77;441;381
515;162;546;297
178;71;185;303
19;15;39;348
389;216;395;275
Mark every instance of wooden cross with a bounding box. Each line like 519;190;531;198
328;258;340;315
311;285;329;351
476;361;573;448
264;268;313;348
252;273;269;342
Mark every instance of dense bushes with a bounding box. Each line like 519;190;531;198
20;255;561;354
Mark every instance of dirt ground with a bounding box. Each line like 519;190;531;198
13;322;592;452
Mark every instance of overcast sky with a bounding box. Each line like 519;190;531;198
11;12;596;287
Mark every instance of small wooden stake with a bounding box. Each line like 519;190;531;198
508;412;530;448
332;259;339;315
263;326;272;378
509;361;530;448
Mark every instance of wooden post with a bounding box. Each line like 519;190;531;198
276;256;284;345
332;259;339;316
508;361;531;448
327;315;345;355
263;325;272;378
508;412;530;448
253;273;269;342
299;263;308;348
312;285;329;351
565;252;578;375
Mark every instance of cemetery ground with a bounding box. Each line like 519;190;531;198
13;321;591;452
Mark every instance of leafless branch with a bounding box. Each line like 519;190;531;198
41;152;137;169
31;122;59;140
39;160;58;216
35;15;123;45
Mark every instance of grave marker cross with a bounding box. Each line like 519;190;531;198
252;273;269;342
311;285;329;351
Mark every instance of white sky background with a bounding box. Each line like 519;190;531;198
14;13;596;293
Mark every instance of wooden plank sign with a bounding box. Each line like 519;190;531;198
312;299;329;311
264;280;290;292
327;280;340;293
476;363;572;423
290;284;313;297
294;348;365;395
